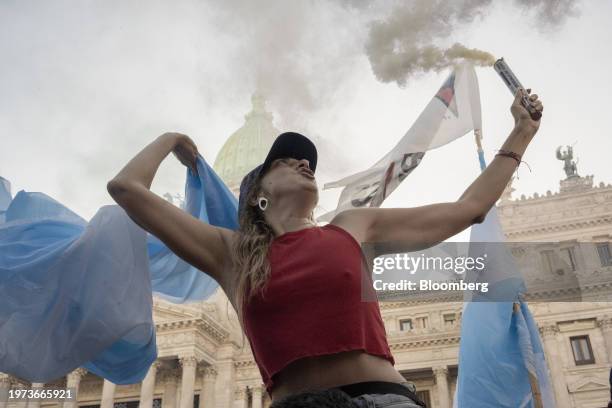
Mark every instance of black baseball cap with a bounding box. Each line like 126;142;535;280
238;132;318;219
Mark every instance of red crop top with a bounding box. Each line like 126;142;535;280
241;223;395;394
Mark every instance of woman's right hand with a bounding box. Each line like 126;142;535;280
511;88;543;138
163;132;199;174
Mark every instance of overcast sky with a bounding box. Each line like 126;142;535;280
1;0;610;241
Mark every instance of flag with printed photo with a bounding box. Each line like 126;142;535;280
318;62;482;221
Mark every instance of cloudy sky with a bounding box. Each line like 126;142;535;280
1;0;610;240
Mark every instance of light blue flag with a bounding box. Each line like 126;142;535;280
0;155;238;384
148;155;238;303
454;155;555;407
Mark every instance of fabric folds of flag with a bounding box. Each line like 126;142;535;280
0;155;237;384
318;62;482;222
149;155;238;303
454;159;555;407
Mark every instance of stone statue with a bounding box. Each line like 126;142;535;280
556;145;579;178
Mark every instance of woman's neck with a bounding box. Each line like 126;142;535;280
267;214;317;237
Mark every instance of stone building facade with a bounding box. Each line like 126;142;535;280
1;95;611;408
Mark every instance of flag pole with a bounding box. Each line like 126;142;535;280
474;129;487;171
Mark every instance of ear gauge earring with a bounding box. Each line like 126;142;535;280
257;196;269;211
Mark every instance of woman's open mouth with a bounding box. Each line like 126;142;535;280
299;168;315;179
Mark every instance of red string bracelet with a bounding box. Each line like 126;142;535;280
495;149;532;178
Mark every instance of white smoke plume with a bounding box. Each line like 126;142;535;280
363;0;579;86
0;0;581;217
514;0;581;29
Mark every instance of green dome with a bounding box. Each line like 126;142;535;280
213;92;280;193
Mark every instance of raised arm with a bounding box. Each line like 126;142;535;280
332;88;543;252
107;132;234;286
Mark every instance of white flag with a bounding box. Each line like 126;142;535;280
318;62;482;222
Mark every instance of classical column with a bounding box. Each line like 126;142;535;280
233;385;248;408
200;366;217;408
63;368;87;408
139;361;160;408
179;356;198;408
162;369;180;408
100;379;116;408
214;345;238;408
433;366;450;408
539;324;570;408
598;317;612;362
251;384;263;408
0;374;11;408
26;383;44;408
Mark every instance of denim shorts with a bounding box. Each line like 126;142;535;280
345;381;425;408
351;393;423;408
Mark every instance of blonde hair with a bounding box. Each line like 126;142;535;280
231;177;316;321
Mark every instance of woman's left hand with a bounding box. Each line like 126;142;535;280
166;132;199;174
511;88;544;137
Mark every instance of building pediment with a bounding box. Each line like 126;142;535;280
152;300;201;321
153;308;193;321
568;376;609;393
